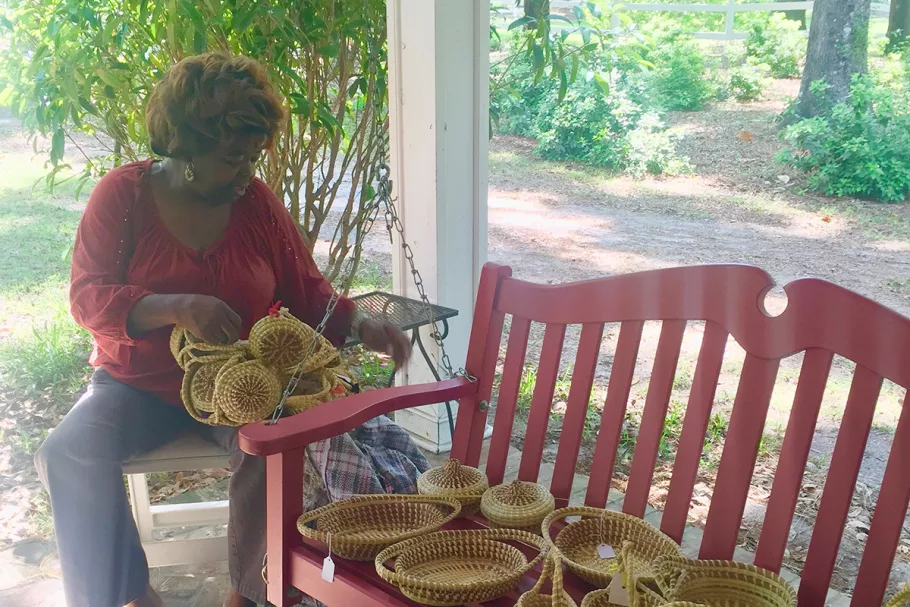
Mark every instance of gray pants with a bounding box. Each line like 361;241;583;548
35;370;268;607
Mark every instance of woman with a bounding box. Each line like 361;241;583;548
35;53;426;607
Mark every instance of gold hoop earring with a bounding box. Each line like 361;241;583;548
184;161;196;182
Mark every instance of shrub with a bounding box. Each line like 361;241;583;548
729;59;772;102
535;78;689;175
648;33;714;111
778;76;910;202
743;13;805;79
490;49;557;138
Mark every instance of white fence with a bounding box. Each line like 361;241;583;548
495;1;892;41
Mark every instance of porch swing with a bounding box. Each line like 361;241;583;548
240;148;910;607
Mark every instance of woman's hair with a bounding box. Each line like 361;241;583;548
146;53;285;158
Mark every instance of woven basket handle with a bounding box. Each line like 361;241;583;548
887;581;910;607
541;505;605;544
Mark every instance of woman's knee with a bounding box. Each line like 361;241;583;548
34;427;67;485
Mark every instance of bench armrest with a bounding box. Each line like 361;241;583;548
238;378;477;456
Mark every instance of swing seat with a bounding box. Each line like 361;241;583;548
240;263;910;607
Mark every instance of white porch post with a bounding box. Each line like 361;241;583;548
386;0;490;453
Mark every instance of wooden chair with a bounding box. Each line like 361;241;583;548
124;434;230;567
239;263;910;607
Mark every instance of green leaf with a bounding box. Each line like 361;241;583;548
51;128;65;165
317;105;342;136
317;43;340;58
27;44;50;78
546;15;573;25
166;0;179;53
96;68;121;88
508;16;535;30
63;67;80;103
233;6;255;32
289;93;311;116
593;73;610;96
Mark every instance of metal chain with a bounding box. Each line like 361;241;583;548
377;164;475;382
267;187;383;424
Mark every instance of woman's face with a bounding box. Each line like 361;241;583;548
186;132;266;206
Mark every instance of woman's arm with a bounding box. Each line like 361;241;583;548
70;168;155;344
261;182;357;346
70;167;241;345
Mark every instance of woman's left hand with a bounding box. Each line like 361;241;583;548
358;319;412;370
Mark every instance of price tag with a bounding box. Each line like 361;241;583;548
322;532;335;583
608;574;630;606
321;556;335;583
597;543;616;559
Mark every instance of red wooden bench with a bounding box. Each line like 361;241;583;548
240;263;910;607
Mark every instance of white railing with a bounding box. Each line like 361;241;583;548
493;1;892;41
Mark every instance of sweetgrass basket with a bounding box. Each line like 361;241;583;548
375;528;547;606
297;494;461;561
541;507;683;588
516;553;578;607
482;480;556;534
417;459;490;517
888;581;910;607
660;559;797;607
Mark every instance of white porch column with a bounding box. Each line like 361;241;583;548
386;0;490;453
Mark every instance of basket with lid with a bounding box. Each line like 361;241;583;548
417;459;489;517
481;479;556;534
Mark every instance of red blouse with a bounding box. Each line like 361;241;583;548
70;160;355;406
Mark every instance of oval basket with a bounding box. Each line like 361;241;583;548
375;528;547;606
297;494;461;561
662;559;797;607
542;507;683;589
516;553;578;607
482;480;556;534
418;459;490;517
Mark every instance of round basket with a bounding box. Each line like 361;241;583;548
418;459;489;517
375;528;547;606
212;358;282;425
482;480;556;534
250;308;339;374
516;554;578;607
663;559;796;607
542;507;683;589
297;495;461;561
888;581;910;607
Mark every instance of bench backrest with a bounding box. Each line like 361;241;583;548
450;263;910;607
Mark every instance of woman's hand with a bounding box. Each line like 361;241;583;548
174;295;242;345
358;319;412;370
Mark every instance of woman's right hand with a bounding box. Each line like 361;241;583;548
174;295;242;345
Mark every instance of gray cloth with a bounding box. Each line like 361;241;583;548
35;370;429;607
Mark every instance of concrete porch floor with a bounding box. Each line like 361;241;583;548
0;443;854;607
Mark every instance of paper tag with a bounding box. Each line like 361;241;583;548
608;574;630;606
565;516;582;523
321;556;335;583
597;543;616;559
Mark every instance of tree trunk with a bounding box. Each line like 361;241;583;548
887;0;910;50
524;0;549;21
783;10;807;30
796;0;871;118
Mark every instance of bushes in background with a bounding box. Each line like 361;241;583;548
648;32;715;111
743;13;805;79
535;79;690;175
779;76;910;202
492;45;690;176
